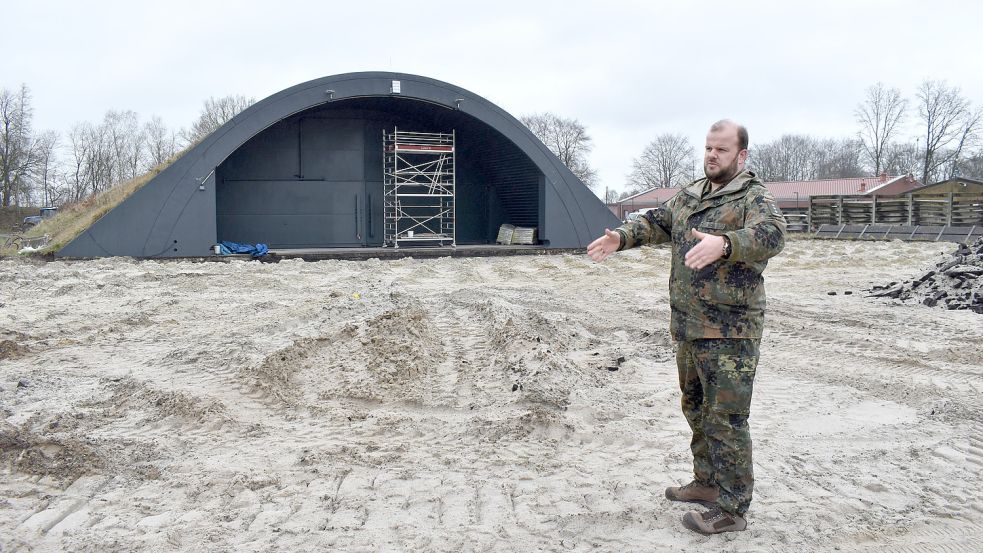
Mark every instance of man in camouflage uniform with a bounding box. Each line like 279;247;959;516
587;120;786;534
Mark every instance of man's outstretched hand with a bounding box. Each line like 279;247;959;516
587;228;621;262
684;229;726;270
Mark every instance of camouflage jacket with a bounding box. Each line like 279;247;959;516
616;170;786;340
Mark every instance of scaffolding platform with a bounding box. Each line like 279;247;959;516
384;128;456;248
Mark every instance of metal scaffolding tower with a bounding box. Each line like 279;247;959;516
383;128;456;248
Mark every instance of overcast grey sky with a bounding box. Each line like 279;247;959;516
3;0;982;195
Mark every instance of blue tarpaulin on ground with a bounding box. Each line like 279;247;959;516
219;241;269;258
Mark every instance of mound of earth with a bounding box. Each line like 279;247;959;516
868;238;983;313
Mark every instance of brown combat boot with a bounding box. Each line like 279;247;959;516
664;481;719;508
682;506;747;534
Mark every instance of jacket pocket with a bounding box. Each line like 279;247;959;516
694;277;749;307
698;221;726;232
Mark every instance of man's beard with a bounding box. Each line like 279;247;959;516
705;160;740;184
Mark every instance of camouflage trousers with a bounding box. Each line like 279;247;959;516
676;338;759;516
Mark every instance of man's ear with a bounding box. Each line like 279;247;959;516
738;149;749;166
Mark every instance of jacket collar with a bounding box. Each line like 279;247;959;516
683;170;759;200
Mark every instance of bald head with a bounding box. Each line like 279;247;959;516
709;119;749;151
704;119;750;185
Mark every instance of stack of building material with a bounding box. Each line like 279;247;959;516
511;227;538;245
867;238;983;313
496;224;515;245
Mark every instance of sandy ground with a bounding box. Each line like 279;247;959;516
1;238;981;552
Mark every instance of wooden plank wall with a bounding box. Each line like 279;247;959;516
808;193;983;230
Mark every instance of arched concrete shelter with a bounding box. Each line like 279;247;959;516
57;72;619;258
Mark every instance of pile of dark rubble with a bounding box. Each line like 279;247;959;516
867;238;983;313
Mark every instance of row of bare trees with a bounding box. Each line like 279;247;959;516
751;136;865;182
856;80;981;185
62;111;168;203
614;79;982;199
4;79;978;208
0;84;254;208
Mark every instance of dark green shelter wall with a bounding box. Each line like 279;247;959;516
216;100;544;248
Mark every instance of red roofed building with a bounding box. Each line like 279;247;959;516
764;173;920;211
611;187;680;220
608;173;921;221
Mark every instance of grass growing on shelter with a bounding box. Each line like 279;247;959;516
0;152;187;257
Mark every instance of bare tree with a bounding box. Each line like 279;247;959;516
916;79;970;184
102;110;145;183
144;115;178;169
67;121;107;201
66;120;117;200
811;138;866;179
66;123;91;202
882;141;921;178
627;133;696;189
604;187;620;203
948;107;982;179
855;83;907;175
62;109;156;202
85;118;114;195
0;84;39;207
958;149;983;180
89;122;115;194
32;130;60;206
184;94;255;145
750;134;815;181
520;112;598;189
752;134;867;181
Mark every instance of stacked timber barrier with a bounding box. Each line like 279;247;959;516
808;192;983;243
809;192;983;228
783;213;809;232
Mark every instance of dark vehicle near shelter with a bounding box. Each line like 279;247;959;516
22;207;58;229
